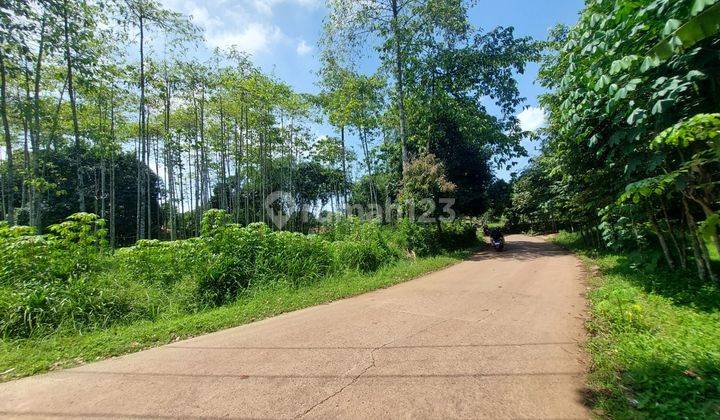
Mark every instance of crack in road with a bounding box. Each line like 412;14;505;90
296;319;449;418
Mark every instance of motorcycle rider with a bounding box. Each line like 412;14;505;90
483;225;505;251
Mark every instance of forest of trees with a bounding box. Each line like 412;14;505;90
0;0;539;246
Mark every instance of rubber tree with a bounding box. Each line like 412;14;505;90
322;0;470;171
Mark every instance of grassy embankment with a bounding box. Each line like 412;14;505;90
1;213;477;382
554;232;720;418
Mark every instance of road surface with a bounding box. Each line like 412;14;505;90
0;235;589;419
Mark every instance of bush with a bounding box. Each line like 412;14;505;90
395;219;478;256
198;222;267;305
0;211;478;339
0;214;108;288
333;240;393;272
257;231;334;286
322;218;401;271
0;275;138;338
116;239;209;286
439;219;480;250
395;219;439;256
0;214;136;338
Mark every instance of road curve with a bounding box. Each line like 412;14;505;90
0;235;589;419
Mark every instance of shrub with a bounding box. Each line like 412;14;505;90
0;214;131;338
0;275;138;338
0;214;108;288
198;221;267;305
257;231;334;286
116;239;209;286
321;218;401;272
200;208;232;237
333;240;394;272
439;220;479;250
0;211;478;339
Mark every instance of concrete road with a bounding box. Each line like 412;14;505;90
0;235;589;419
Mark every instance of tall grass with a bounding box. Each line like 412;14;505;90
1;252;468;381
554;231;720;418
0;211;479;340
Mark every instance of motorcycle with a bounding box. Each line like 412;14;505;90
490;233;505;251
484;226;505;252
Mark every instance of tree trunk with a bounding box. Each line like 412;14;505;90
219;100;228;211
178;145;186;239
199;90;208;213
661;201;686;269
31;14;47;230
245;107;250;224
683;197;709;281
165;77;176;241
0;51;14;224
391;0;409;170
146;117;152;239
63;0;84;212
234;117;242;223
135;113;142;240
137;13;146;241
21;82;30;217
648;211;674;270
109;94;116;249
340;125;348;216
360;127;377;209
0;172;6;221
48;77;67;150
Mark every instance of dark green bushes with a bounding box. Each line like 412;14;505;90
395;219;479;256
0;211;478;339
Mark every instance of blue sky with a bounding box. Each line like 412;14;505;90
160;0;584;179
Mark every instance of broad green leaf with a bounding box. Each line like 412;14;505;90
686;70;706;80
651;99;673;115
595;74;610;91
651;3;720;60
692;0;716;16
627;108;646;125
663;19;682;36
640;56;660;72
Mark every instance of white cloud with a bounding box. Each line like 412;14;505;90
252;0;274;15
188;6;223;31
159;0;321;55
206;23;284;54
252;0;322;15
296;39;312;56
517;107;547;132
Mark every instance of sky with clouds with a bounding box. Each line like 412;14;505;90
158;0;584;179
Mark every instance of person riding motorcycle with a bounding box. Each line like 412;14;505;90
483;225;505;251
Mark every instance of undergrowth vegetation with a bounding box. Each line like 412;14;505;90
0;211;478;341
554;231;720;418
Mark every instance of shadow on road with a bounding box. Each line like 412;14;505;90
470;238;570;262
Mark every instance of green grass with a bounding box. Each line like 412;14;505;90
485;217;507;229
553;232;720;418
0;250;470;382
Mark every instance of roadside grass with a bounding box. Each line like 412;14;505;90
0;250;470;382
554;232;720;418
485;217;507;229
